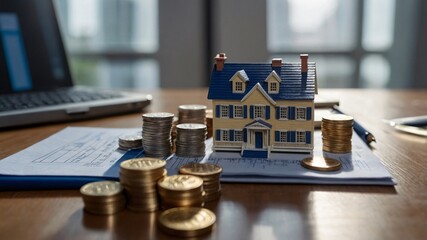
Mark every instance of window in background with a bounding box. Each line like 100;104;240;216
360;0;395;87
55;0;160;88
267;0;396;88
268;0;357;52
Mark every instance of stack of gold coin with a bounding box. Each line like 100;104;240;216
178;104;207;124
80;181;126;215
157;175;205;210
158;207;216;237
171;116;179;153
119;158;167;212
179;163;222;202
205;109;213;139
142;112;174;158
175;123;207;157
322;114;353;153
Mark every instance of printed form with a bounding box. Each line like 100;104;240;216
0;127;141;177
0;127;395;185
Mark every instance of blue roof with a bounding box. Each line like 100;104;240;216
207;62;316;101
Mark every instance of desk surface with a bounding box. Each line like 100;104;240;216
1;88;426;240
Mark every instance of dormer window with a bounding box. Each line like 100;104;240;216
230;70;249;93
269;82;278;93
235;81;243;92
264;71;281;94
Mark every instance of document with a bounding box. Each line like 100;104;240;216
0;127;143;185
166;132;395;185
0;127;395;190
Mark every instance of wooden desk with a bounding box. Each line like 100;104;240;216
1;89;426;240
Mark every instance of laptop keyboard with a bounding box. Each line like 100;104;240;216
0;89;123;112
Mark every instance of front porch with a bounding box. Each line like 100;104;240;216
241;119;272;158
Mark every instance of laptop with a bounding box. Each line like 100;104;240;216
0;0;151;128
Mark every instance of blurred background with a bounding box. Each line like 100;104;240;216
54;0;427;89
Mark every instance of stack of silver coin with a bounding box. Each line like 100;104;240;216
175;123;207;157
142;112;174;158
118;135;143;150
178;105;207;124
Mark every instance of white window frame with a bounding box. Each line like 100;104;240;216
269;82;279;93
296;107;306;120
296;131;306;143
234;130;243;142
279;131;288;142
279;106;288;120
234;105;243;118
234;81;243;92
221;130;229;141
220;105;229;118
254;105;265;119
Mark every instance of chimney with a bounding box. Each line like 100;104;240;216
214;53;227;71
271;58;282;68
300;54;308;73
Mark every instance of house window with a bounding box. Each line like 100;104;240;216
296;107;306;120
280;131;288;142
220;105;229;118
234;105;243;118
296;131;306;143
234;81;243;92
279;107;288;119
269;82;278;93
221;130;229;141
234;130;243;142
254;105;265;119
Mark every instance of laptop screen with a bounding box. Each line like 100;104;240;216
0;0;72;94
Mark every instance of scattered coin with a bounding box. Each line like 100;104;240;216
80;181;126;215
158;207;216;237
300;156;342;172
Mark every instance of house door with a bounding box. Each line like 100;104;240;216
255;131;263;148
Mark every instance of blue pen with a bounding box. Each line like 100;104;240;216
332;105;376;145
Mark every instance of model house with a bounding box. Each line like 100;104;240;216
207;53;317;158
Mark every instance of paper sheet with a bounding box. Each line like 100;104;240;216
0;127;141;177
166;132;395;185
0;127;395;185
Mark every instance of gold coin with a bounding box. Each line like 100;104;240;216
82;194;126;204
80;181;122;197
158;175;204;191
179;163;222;177
204;190;221;202
301;156;341;172
322;114;353;122
120;158;166;171
161;197;205;207
127;204;159;212
158;207;216;237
